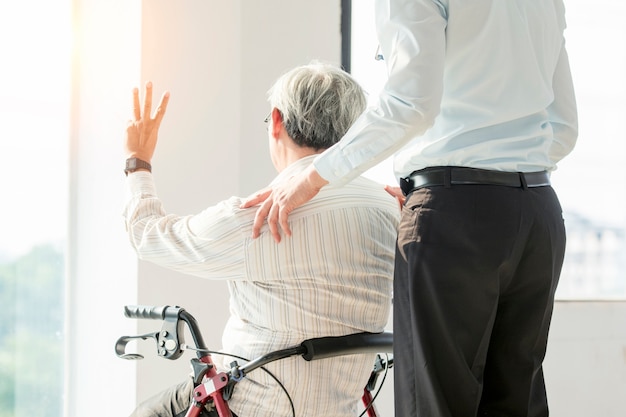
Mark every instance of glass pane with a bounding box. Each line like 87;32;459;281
550;0;626;299
350;0;626;300
0;1;71;415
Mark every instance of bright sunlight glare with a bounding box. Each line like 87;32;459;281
0;2;72;259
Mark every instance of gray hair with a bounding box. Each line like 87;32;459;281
268;62;367;150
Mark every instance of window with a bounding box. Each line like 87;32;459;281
349;0;626;299
0;2;71;415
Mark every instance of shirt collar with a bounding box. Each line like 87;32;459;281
270;154;318;186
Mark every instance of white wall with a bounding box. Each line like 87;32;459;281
66;1;626;416
545;301;626;416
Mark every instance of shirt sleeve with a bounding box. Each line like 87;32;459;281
546;41;578;167
313;0;448;185
123;171;248;280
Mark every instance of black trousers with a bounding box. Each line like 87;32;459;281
393;184;565;417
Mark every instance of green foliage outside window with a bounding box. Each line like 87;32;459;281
0;245;64;417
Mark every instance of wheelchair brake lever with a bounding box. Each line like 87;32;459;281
115;332;159;360
115;307;187;360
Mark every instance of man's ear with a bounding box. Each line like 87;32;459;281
269;107;284;138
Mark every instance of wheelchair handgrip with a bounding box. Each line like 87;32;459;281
301;332;393;361
124;305;170;320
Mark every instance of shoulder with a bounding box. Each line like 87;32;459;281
301;176;401;221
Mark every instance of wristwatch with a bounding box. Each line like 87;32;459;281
124;158;152;176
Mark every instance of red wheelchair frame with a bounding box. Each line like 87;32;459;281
116;305;393;417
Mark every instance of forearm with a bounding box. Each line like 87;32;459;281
123;173;197;266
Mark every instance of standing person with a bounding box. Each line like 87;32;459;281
242;1;578;416
123;63;400;417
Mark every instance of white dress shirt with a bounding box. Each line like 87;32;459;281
123;155;400;417
314;0;578;186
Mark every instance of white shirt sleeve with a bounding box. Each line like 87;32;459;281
123;171;248;280
546;42;578;166
314;0;448;185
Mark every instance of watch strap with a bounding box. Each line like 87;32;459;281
125;158;152;176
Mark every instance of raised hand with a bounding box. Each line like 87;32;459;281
125;81;170;162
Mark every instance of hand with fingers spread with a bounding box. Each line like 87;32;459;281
125;81;170;163
241;163;328;243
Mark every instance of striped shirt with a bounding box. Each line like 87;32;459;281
123;155;400;417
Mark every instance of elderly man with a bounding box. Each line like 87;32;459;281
123;63;400;417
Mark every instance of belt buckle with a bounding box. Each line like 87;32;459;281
399;176;413;196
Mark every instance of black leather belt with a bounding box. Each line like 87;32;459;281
400;166;550;196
